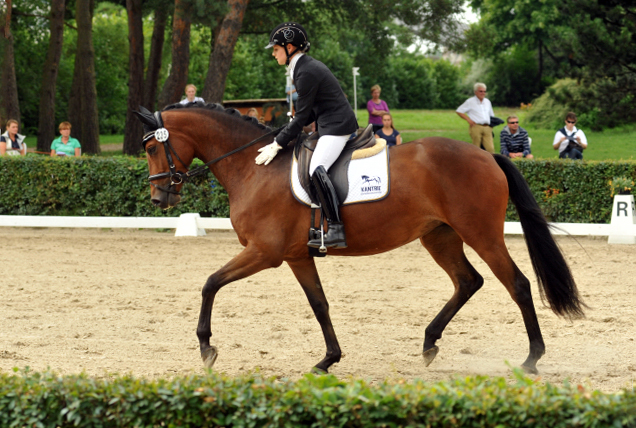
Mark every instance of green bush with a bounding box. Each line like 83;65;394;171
0;156;228;218
0;369;634;428
1;157;634;224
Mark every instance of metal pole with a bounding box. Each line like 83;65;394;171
352;67;359;120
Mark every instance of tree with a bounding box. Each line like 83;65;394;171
36;0;65;152
68;0;100;154
157;0;192;108
123;0;144;155
0;0;20;126
143;7;168;110
202;0;249;103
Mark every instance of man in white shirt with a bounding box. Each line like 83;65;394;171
456;82;495;153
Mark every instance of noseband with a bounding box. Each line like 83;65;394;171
143;111;283;195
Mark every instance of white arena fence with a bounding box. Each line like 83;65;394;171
1;203;634;245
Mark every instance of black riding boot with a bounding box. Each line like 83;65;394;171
307;166;347;249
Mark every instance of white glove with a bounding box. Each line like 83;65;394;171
255;141;282;165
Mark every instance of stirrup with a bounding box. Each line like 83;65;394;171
307;223;347;250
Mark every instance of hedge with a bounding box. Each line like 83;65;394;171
0;369;634;428
1;156;635;223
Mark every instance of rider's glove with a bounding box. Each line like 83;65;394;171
255;141;282;165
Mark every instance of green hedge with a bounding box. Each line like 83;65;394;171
0;157;228;218
1;157;635;223
0;369;634;427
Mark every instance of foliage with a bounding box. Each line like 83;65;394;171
609;176;634;197
0;368;634;427
2;155;635;224
0;156;228;217
506;159;636;223
524;79;581;130
466;0;636;129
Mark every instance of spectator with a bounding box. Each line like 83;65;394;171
50;121;81;157
246;108;259;118
500;115;533;159
455;82;495;153
286;83;298;104
367;84;389;134
180;84;204;105
553;112;587;160
0;119;26;156
375;113;402;147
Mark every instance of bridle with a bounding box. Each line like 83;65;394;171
142;111;283;195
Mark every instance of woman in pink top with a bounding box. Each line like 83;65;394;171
367;84;389;134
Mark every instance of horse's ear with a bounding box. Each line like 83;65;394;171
134;106;157;128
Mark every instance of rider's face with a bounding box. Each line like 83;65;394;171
272;45;287;66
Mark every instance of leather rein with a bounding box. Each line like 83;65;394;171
142;111;283;195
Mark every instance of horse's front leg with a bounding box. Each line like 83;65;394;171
197;246;279;368
287;257;342;373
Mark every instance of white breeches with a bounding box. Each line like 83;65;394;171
309;134;350;175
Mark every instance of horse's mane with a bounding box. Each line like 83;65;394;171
163;102;273;132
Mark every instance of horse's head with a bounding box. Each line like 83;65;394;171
134;106;196;209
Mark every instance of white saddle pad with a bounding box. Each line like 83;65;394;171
290;144;390;206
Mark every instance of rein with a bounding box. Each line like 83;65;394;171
143;111;283;195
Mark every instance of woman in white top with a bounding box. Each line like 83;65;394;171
553;112;587;160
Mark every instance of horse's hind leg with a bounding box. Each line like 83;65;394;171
197;246;281;368
419;224;484;367
468;241;545;374
287;258;341;373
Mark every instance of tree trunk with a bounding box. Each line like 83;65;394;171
37;0;66;153
202;0;249;103
68;0;100;154
157;0;192;109
0;0;21;127
123;0;144;155
143;8;167;111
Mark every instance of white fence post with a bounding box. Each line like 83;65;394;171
608;194;636;244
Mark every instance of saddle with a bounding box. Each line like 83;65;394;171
294;124;381;204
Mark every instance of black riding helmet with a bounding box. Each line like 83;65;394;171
265;22;310;65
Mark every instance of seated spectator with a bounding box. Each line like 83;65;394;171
0;119;27;156
375;113;402;147
180;84;205;105
553;112;587;160
50;122;81;157
500;115;533;159
246;108;259;118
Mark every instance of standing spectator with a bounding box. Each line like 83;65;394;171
500;115;533;159
0;119;26;156
286;83;298;104
375;113;402;147
367;84;389;134
553;112;587;160
180;84;205;105
456;83;495;153
50;122;81;157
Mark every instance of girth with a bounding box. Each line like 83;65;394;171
294;124;377;204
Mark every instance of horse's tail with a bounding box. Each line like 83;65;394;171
493;154;586;318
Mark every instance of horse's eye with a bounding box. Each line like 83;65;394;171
147;145;157;155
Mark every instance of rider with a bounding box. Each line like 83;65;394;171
256;22;358;249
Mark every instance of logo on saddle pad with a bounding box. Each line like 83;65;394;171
361;175;382;194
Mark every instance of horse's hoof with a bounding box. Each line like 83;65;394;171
202;346;218;368
422;346;439;367
521;362;538;375
311;366;328;375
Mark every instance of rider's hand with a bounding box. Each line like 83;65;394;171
255;141;282;165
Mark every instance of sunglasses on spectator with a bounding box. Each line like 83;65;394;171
508;121;518;124
566;120;576;124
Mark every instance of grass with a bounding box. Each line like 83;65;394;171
22;110;636;161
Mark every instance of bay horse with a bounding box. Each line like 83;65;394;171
135;103;585;375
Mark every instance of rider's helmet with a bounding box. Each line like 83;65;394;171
265;22;310;53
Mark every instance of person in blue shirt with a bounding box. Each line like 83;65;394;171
375;113;402;147
500;115;533;159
